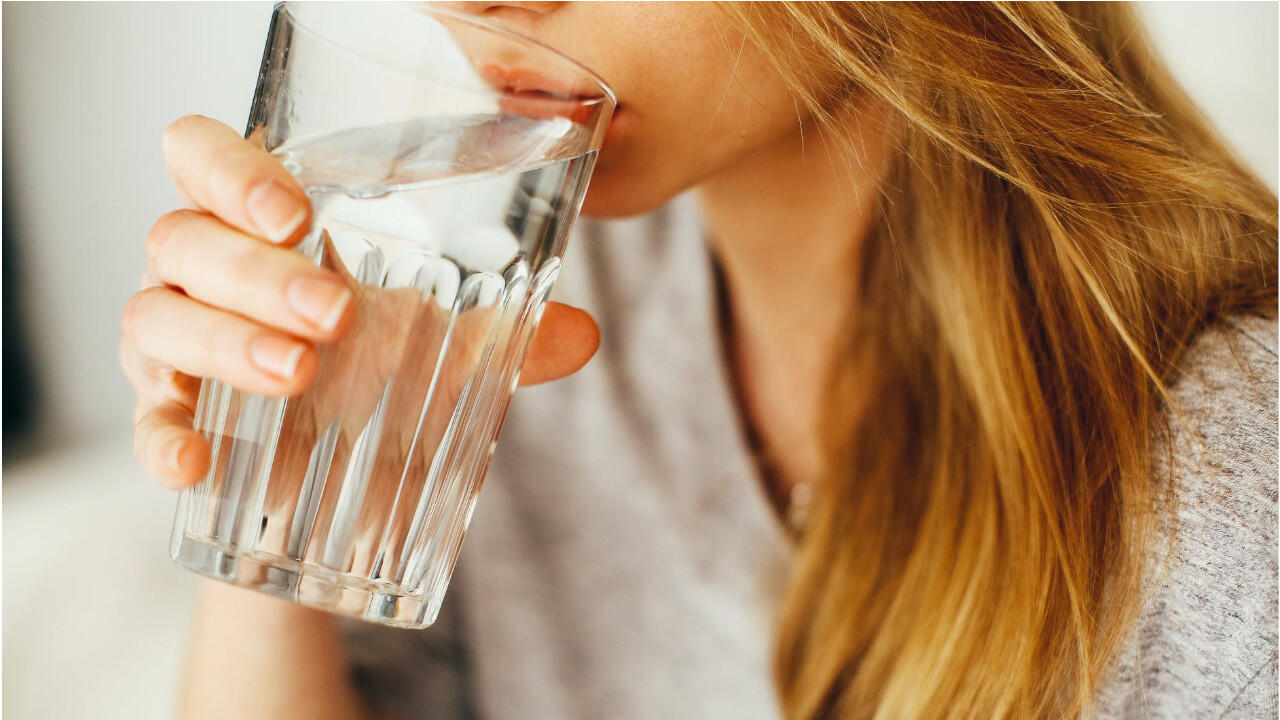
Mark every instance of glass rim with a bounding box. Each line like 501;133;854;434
277;1;617;111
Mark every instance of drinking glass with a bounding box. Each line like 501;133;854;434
170;2;614;628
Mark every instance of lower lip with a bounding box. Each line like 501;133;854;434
496;93;596;125
481;65;582;98
481;65;623;151
495;97;623;153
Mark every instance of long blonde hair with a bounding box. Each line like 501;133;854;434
721;3;1278;717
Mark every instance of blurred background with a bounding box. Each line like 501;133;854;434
3;2;1276;719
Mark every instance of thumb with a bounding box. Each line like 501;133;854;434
518;302;600;386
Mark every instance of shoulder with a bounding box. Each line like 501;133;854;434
1158;315;1277;591
1097;314;1279;718
1159;315;1277;540
1165;314;1277;470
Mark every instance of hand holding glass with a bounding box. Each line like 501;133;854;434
170;3;615;628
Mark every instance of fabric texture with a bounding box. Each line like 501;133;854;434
1095;314;1279;718
341;195;1279;719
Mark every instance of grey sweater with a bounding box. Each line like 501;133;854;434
342;194;1278;719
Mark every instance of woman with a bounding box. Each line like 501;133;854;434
120;3;1277;718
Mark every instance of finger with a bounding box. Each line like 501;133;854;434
518;302;600;386
162;115;311;246
134;400;211;490
121;337;202;415
147;210;354;341
122;286;319;397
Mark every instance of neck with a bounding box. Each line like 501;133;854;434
696;114;890;492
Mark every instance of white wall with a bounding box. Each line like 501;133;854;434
1138;1;1278;189
3;2;1277;453
4;2;274;452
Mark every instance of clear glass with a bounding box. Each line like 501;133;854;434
170;2;614;628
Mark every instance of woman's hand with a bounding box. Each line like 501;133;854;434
121;114;600;492
125;115;600;720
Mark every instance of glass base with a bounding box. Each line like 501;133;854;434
171;533;441;628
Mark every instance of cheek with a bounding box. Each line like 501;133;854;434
553;4;803;218
581;84;801;218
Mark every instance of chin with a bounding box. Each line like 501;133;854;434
577;166;683;219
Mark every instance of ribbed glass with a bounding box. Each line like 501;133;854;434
169;2;613;628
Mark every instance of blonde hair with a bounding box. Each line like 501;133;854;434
721;3;1278;718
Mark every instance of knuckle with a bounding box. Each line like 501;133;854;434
119;341;144;387
121;341;169;405
156;366;198;404
132;409;154;465
120;292;145;343
161;115;206;156
120;286;166;346
145;209;197;277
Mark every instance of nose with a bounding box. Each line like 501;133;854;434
445;2;563;18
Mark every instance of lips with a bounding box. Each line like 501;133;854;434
478;64;619;148
479;64;599;101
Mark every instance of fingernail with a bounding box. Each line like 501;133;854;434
246;180;307;242
287;276;353;332
248;335;306;379
167;433;189;473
